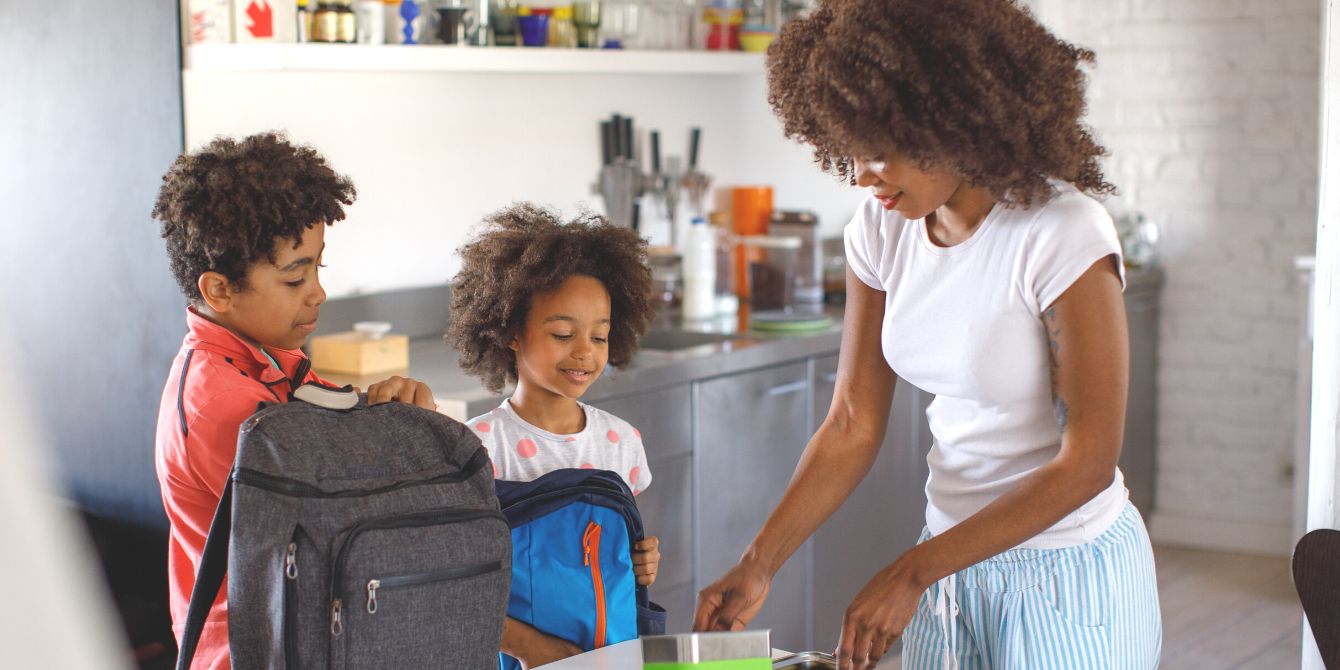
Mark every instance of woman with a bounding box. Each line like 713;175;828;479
692;1;1161;669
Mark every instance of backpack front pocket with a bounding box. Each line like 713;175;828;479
364;560;503;614
327;508;510;670
282;524;321;670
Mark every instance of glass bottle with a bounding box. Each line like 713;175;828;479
297;0;313;42
572;0;602;47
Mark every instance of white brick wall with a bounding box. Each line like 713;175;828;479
1037;0;1322;550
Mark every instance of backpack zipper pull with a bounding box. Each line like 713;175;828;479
583;521;599;566
331;598;344;636
366;579;380;614
285;543;298;580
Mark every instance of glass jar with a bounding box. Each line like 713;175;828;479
335;0;357;42
768;210;821;303
313;1;341;41
649;252;682;310
740;235;800;311
549;5;578;47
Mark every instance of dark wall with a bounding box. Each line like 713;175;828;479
1;0;186;528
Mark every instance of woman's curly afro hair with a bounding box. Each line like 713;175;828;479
447;203;655;393
767;0;1114;205
152;132;356;301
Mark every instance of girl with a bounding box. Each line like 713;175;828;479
694;1;1161;668
447;203;663;669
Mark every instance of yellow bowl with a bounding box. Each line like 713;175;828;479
739;31;774;53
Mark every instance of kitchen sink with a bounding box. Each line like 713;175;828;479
638;330;737;351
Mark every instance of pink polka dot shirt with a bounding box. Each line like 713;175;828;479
466;399;652;494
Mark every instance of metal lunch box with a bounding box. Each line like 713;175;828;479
641;630;773;668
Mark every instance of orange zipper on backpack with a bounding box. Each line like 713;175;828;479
582;520;607;648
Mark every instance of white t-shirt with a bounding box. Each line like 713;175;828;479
844;182;1129;549
467;399;653;495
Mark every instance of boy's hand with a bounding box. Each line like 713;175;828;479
365;376;436;411
633;535;661;586
503;617;583;669
517;633;583;669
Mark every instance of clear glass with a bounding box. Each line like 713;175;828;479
602;0;641;48
631;0;694;49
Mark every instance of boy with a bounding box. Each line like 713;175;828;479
151;133;435;669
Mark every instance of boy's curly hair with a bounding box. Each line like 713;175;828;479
448;203;654;393
767;0;1114;206
151;132;356;301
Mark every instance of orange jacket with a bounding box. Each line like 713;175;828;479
154;308;327;669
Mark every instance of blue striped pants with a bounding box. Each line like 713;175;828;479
901;503;1161;670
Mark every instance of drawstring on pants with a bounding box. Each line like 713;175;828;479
931;573;960;670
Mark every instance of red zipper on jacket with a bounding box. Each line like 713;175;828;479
582;521;607;648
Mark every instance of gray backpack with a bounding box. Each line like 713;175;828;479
175;395;511;669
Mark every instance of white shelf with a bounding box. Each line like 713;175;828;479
185;43;765;75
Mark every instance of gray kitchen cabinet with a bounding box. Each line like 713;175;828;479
1122;268;1161;519
695;361;815;652
809;355;932;649
588;384;696;631
652;579;699;635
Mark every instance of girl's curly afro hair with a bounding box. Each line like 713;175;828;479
447;203;655;393
152;132;355;301
767;0;1114;205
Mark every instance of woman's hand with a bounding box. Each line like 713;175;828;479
633;535;661;586
365;375;437;411
834;561;927;670
693;559;773;633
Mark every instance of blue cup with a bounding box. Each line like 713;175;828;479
517;14;549;47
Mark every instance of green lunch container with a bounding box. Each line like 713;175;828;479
641;631;773;670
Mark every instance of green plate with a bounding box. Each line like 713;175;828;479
750;310;833;333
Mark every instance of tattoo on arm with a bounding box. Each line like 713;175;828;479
1043;306;1069;432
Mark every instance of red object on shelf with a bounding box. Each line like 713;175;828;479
245;0;274;38
705;22;740;50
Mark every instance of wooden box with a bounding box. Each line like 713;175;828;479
309;331;409;376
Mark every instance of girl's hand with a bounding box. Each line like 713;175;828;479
693;559;772;632
633;536;661;586
834;562;926;670
365;375;437;411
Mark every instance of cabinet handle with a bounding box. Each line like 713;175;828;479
766;380;809;396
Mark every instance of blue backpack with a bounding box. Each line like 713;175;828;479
495;469;667;669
